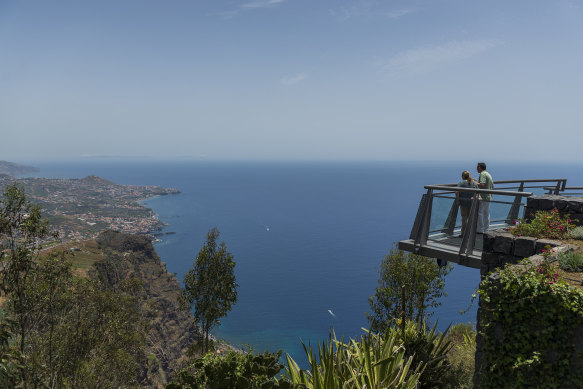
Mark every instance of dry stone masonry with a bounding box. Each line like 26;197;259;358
480;231;561;277
479;194;583;277
525;195;583;226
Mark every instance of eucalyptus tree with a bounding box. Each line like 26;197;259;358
182;227;238;354
0;184;149;387
0;183;55;385
367;248;451;333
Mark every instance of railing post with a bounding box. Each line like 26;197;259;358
409;193;427;240
505;182;524;224
441;199;459;235
459;195;479;258
413;189;433;249
554;180;561;195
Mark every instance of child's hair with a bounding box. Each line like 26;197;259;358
462;171;472;182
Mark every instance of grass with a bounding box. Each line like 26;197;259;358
43;240;104;277
444;323;476;389
539;239;583;288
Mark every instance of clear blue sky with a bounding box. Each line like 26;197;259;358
1;0;582;161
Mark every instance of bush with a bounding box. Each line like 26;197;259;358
570;226;583;240
444;323;476;389
477;259;583;388
387;320;453;389
167;349;290;389
509;208;575;240
0;315;21;387
558;251;583;272
284;328;421;389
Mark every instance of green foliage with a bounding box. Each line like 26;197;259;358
182;227;238;354
167;349;291;389
509;208;575;239
477;258;583;388
8;262;148;388
536;247;559;284
24;251;73;387
558;250;583;272
367;248;451;333
0;184;149;388
46;277;147;388
286;331;423;389
185;337;218;359
0;315;21;388
284;328;421;389
444;323;476;389
0;184;54;385
388;320;453;389
0;185;52;339
570;226;583;240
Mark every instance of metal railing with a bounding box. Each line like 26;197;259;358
408;179;568;261
545;186;583;196
494;179;567;194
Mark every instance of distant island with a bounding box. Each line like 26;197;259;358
0;171;180;242
0;160;39;176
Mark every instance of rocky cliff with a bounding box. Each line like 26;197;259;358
93;231;198;387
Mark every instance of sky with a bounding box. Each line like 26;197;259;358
1;0;582;161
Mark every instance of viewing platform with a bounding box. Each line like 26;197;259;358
398;179;583;269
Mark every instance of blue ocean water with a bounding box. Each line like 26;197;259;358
22;159;583;365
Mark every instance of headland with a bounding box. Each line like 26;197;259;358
0;173;180;243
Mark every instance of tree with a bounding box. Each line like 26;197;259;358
25;251;72;387
167;349;291;389
367;248;451;333
0;183;53;385
0;184;148;388
182;227;237;354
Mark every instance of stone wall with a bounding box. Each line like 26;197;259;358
480;230;561;277
525;195;583;226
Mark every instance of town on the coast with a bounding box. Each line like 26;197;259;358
0;171;179;242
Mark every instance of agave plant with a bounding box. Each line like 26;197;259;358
284;329;421;389
388;320;452;389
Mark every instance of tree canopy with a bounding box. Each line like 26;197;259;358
367;248;451;333
0;184;148;388
182;227;238;354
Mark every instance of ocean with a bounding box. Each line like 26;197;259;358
22;159;583;365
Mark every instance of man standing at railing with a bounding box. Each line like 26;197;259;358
476;162;494;233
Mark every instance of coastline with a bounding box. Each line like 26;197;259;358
0;173;180;243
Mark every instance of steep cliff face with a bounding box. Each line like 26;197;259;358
94;231;198;386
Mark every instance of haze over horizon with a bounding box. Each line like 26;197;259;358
1;0;582;162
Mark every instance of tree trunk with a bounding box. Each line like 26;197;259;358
205;326;209;354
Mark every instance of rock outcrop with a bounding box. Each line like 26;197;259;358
95;231;198;387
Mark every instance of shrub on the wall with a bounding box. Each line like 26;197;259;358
477;258;583;388
509;208;575;240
